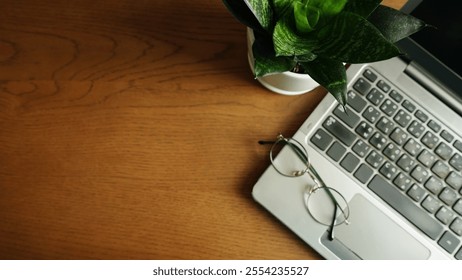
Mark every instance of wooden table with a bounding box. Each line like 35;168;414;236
0;0;404;259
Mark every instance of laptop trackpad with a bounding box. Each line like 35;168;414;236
334;194;430;259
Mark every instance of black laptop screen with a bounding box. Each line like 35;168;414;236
397;0;462;104
409;1;462;77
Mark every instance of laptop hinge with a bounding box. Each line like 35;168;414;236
405;61;462;116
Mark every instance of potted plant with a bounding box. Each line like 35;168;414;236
222;0;426;105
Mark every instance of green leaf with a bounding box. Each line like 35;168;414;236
300;57;347;106
308;0;348;17
245;0;273;31
343;0;381;18
293;1;320;33
316;12;401;63
292;0;347;30
273;16;318;57
273;0;295;18
221;0;264;32
368;5;427;43
252;34;296;77
294;53;317;63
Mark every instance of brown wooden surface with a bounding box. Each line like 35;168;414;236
0;0;404;259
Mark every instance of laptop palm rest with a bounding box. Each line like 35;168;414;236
324;194;430;259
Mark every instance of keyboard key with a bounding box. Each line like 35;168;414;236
431;161;450;179
333;105;360;128
441;130;454;143
352;140;371;158
383;143;402;161
450;218;462;236
323;116;357;147
415;110;429;122
390;127;408;146
404;138;423;156
363;106;381;123
367;88;385;106
407;120;425;138
369;132;387;150
424;176;444;195
366;151;384;169
363;69;377;82
446;172;462;191
454;140;462;153
368;175;444;240
456;247;462;260
436;207;456;225
422;195;442;214
377;80;391;93
438;231;460;254
353;78;371;95
389;90;403;103
376;117;395;135
427;120;442;133
411;165;430;183
449;154;462;171
421;131;439;149
380;99;398;117
394;173;413;191
454;200;462;216
439;188;458;206
380;161;398;180
354;164;374;183
327;141;347;162
347;91;367;113
435;143;453;160
417;149;437;167
355;121;374;139
311;129;333;151
394;110;412;127
407;184;427;202
340;153;360;173
397;154;416;172
402;100;416;113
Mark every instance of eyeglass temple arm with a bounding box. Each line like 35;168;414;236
328;206;338;241
258;140;275;145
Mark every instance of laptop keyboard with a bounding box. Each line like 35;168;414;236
310;67;462;259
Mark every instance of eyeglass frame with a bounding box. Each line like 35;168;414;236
259;134;350;241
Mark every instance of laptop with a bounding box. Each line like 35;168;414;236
252;0;462;260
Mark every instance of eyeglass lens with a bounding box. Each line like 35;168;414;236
304;186;350;226
270;138;310;177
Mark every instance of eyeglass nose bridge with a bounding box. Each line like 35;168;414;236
306;165;325;188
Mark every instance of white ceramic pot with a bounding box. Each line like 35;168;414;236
247;28;319;96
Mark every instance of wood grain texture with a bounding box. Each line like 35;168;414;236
0;0;404;259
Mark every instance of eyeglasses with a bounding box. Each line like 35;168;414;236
259;134;350;241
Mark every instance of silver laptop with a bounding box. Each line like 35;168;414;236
252;0;462;260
